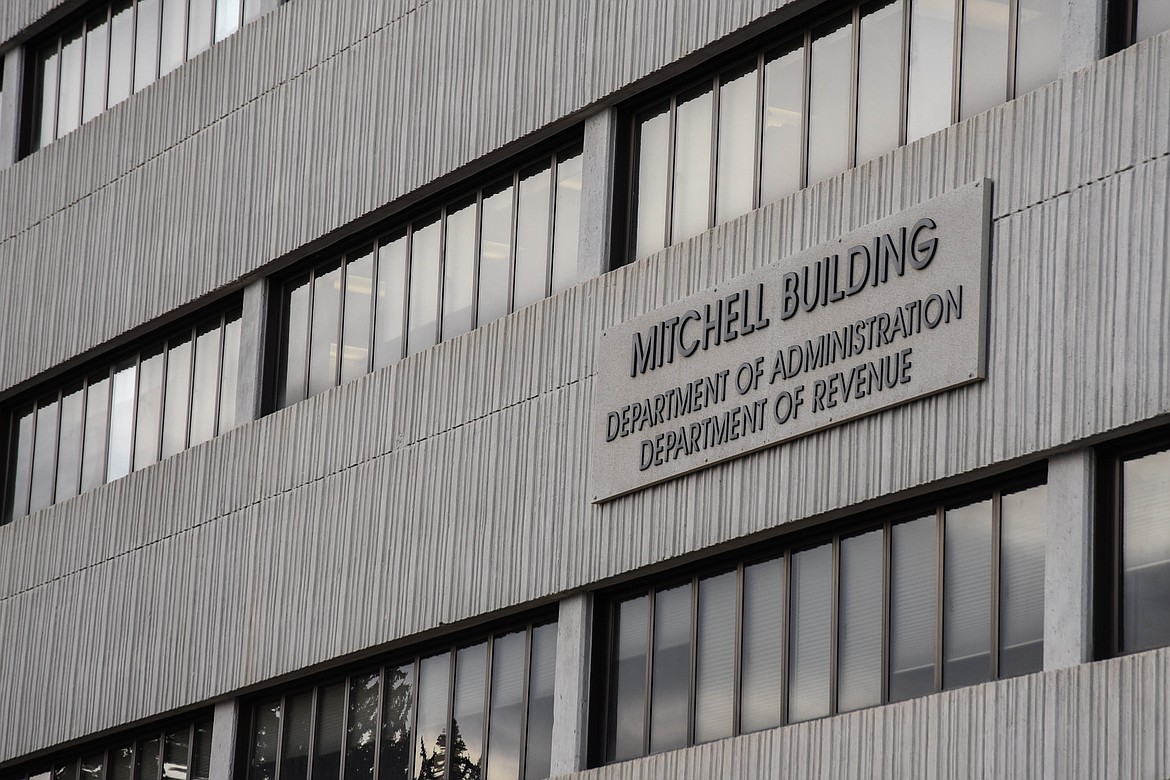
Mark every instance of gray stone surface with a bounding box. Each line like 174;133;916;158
552;593;593;776
0;46;21;169
209;699;238;780
577;108;619;283
1044;449;1095;669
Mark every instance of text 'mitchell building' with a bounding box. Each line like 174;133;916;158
1;0;1169;777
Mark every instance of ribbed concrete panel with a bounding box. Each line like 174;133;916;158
0;0;795;395
2;22;1170;770
556;649;1170;780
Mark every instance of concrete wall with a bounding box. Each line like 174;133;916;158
0;0;1168;772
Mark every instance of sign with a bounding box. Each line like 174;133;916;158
591;179;991;502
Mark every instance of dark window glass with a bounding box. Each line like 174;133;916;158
959;0;1010;119
634;106;670;259
607;595;648;762
856;0;903;163
760;44;803;205
451;644;488;780
477;181;514;326
345;673;380;780
550;148;583;295
79;755;103;780
82;13;110;123
694;571;736;743
788;544;832;722
29;398;61;513
442;201;478;341
999;484;1046;676
415;653;451;780
837;529;883;712
307;263;343;397
485;632;525;780
807;16;853;184
715;64;757;224
162;727;189;780
342;247;376;383
1121;447;1170;652
739;556;783;733
406;217;442;357
191;719;213;780
132;347;165;471
649;584;691;753
943;500;994;688
380;663;415;780
373;233;409;369
670;87;714;244
889;515;937;701
136;737;161;780
249;702;280;780
281;691;313;780
513;163;553;311
523;622;556;780
54;383;85;503
108;746;133;780
133;0;161;92
314;682;345;780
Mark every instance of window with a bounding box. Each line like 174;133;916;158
1;305;242;524
24;0;274;152
1099;432;1170;656
625;0;1061;261
594;476;1047;763
244;618;557;780
0;713;213;780
272;141;583;410
1109;0;1170;50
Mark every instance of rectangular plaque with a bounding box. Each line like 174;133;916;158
591;180;991;502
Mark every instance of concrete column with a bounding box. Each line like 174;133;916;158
1060;0;1108;74
235;278;268;426
209;699;240;780
576;107;619;283
1044;448;1095;669
550;593;592;776
0;46;24;169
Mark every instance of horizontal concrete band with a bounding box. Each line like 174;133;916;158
0;31;1168;761
561;648;1170;780
0;0;797;395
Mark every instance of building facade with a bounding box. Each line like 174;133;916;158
0;0;1168;777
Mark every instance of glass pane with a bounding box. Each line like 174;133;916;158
522;622;556;780
959;0;1009;118
57;27;84;137
282;691;312;780
159;0;187;76
106;359;137;481
133;348;165;470
109;745;134;780
37;44;59;148
416;653;451;780
694;571;735;743
108;1;135;107
649;584;691;753
740;557;783;732
513;163;553;311
243;0;264;22
907;0;956;141
715;64;757;225
1014;0;1061;94
55;763;79;780
407;217;442;356
807;16;853;185
441;200;477;341
315;682;345;780
550;148;583;295
134;0;161;92
451;644;487;779
309;264;343;397
191;718;213;780
943;500;993;688
838;530;883;712
671;87;714;244
345;673;380;780
29;398;61;513
189;322;221;451
485;632;525;780
80;374;110;493
607;595;648;762
373;232;408;369
634;106;670;259
280;276;311;408
162;727;190;779
54;383;85;503
760;44;803;204
857;0;904;163
341;247;376;383
1000;484;1046;677
82;14;110;123
1137;0;1170;40
217;312;242;434
789;544;832;723
248;701;280;780
890;515;937;701
161;335;193;457
216;0;242;41
380;663;415;780
80;755;104;780
1122;448;1170;652
136;737;160;780
4;406;35;520
476;181;513;326
188;0;215;58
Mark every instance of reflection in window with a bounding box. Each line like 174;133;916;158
629;0;1063;260
245;619;556;780
1118;446;1170;653
3;715;213;780
2;306;243;524
27;0;275;152
275;142;583;410
600;478;1047;763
